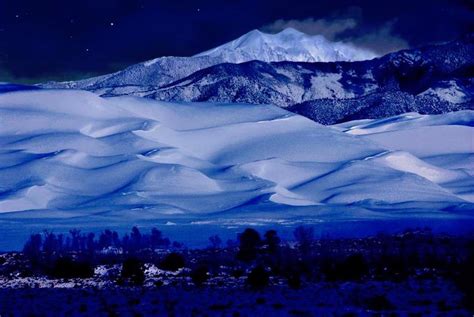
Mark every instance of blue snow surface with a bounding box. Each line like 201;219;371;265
0;83;40;93
0;89;473;250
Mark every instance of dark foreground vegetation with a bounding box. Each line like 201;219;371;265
0;226;473;316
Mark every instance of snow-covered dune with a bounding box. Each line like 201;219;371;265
334;111;474;159
0;89;472;220
334;111;474;202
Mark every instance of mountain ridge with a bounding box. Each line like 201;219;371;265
42;28;374;91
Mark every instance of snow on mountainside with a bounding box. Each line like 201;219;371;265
0;90;472;220
42;28;373;91
41;55;222;91
195;28;377;63
150;37;474;124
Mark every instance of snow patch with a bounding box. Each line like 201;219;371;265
309;73;355;99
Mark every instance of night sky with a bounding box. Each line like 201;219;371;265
1;0;472;83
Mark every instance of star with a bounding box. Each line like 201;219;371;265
197;8;201;12
110;22;115;26
15;14;20;18
85;48;90;52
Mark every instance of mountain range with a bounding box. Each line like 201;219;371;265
43;28;374;92
40;29;473;124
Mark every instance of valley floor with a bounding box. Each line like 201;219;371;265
1;228;473;316
0;280;469;316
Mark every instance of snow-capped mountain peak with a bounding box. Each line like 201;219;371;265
40;28;377;90
194;27;378;62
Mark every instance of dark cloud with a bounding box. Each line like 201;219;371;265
262;17;359;40
348;20;409;55
262;16;409;55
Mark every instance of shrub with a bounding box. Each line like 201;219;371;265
456;242;474;309
121;257;145;285
322;253;368;281
293;226;314;255
129;226;142;252
172;241;184;249
246;265;269;289
160;252;185;271
43;231;61;257
231;268;244;278
98;230;116;250
191;266;209;286
150;228;170;249
343;253;368;280
23;233;42;262
287;272;302;289
49;256;94;279
364;295;394;311
209;235;222;249
263;230;280;254
226;239;238;248
236;228;261;262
